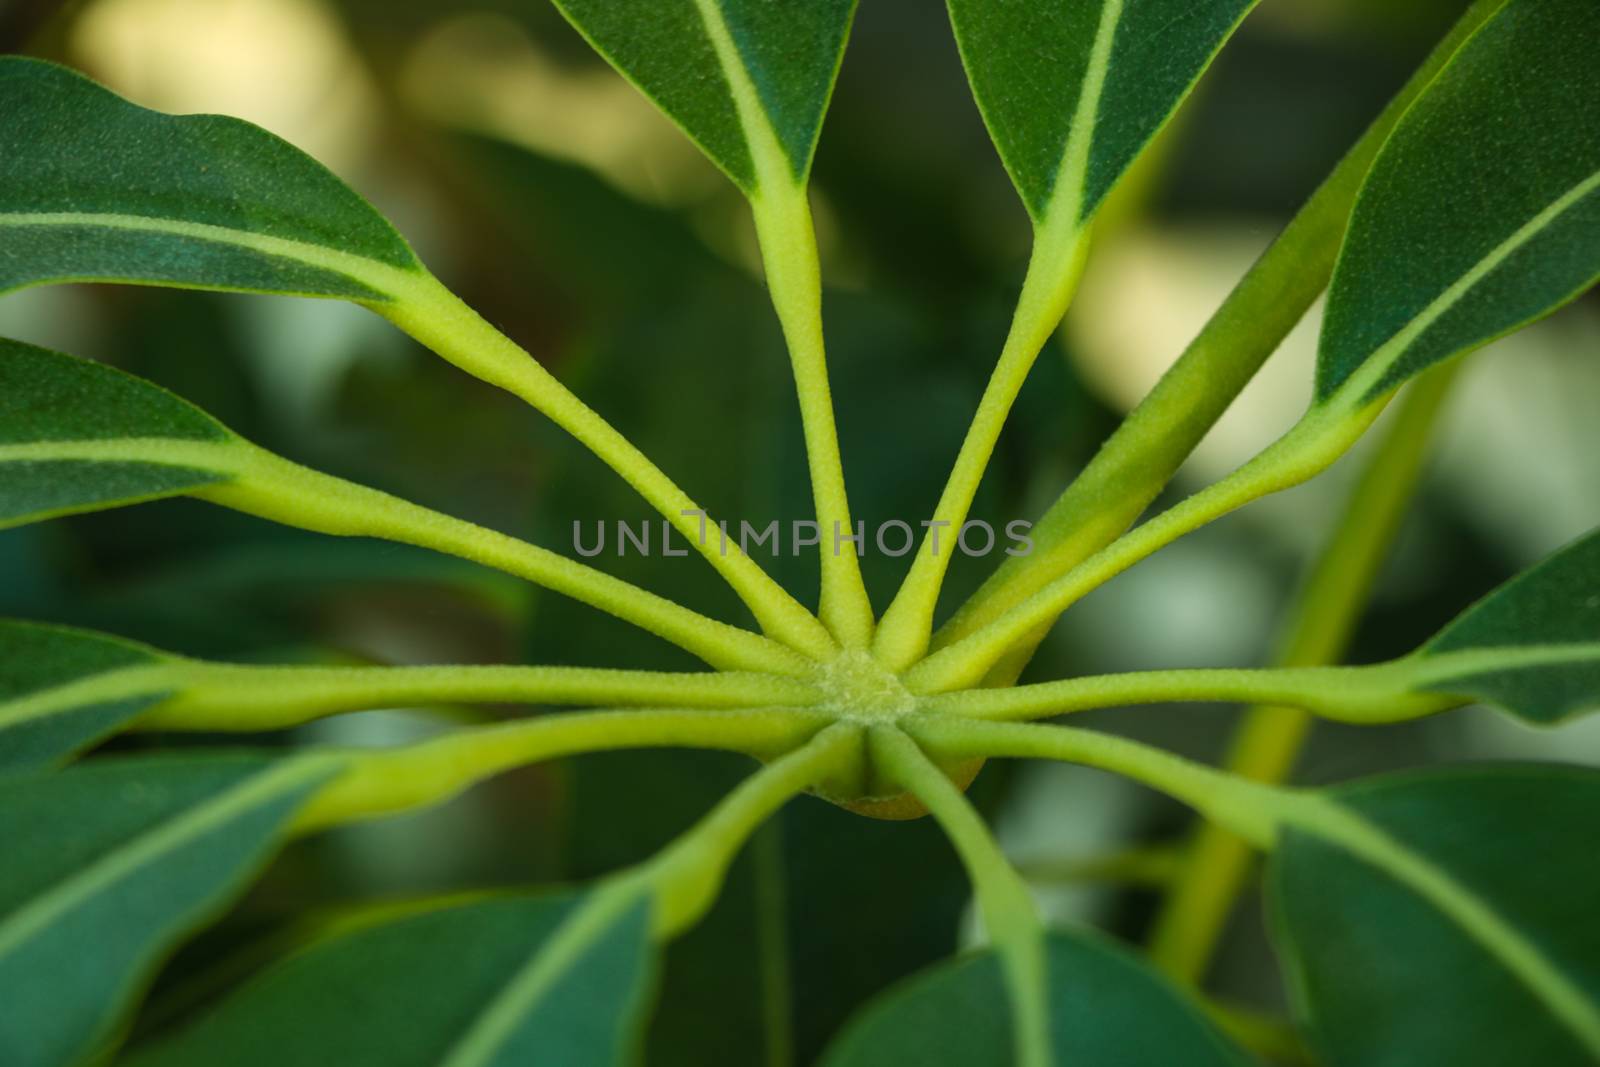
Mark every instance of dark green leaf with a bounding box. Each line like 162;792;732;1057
1409;528;1600;723
126;891;655;1067
550;0;857;191
946;0;1258;223
0;754;336;1067
1317;0;1600;402
0;57;422;300
0;620;181;771
0;337;242;528
819;929;1248;1066
1271;765;1600;1066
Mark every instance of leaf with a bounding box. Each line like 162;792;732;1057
946;0;1258;224
0;620;181;771
0;337;242;529
126;892;656;1067
1316;0;1600;403
1407;528;1600;723
0;57;422;301
0;753;336;1067
818;929;1248;1066
550;0;857;192
1271;765;1600;1067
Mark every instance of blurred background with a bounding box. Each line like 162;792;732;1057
3;0;1598;1061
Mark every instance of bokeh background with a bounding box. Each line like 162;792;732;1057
3;0;1598;1061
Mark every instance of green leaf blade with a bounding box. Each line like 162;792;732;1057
946;0;1257;224
552;0;755;189
0;338;242;529
0;460;223;529
0;220;393;301
0;621;175;771
716;0;856;180
550;0;856;192
1316;0;1600;402
820;930;1249;1066
0;57;421;301
1272;766;1600;1067
126;892;656;1067
1408;528;1600;723
0;754;335;1067
1084;0;1257;219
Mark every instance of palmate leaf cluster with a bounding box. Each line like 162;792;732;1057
1;0;1598;1064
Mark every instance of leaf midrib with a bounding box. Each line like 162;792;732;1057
1326;166;1600;405
688;0;796;196
1040;0;1125;232
0;663;179;731
1291;796;1600;1056
0;211;423;298
0;757;336;958
1409;642;1600;688
437;884;647;1067
0;438;243;469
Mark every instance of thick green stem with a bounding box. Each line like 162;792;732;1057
931;0;1508;681
1147;362;1460;984
292;707;828;833
378;272;836;659
871;727;1052;1067
200;443;810;676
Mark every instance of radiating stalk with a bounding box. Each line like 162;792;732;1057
1147;362;1461;983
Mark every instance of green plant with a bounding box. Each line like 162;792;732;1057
2;0;1598;1063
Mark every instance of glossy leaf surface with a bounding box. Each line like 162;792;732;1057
1272;765;1600;1066
0;338;240;529
1317;0;1600;402
0;754;334;1067
0;57;421;301
946;0;1257;223
127;892;655;1067
819;929;1247;1066
550;0;856;191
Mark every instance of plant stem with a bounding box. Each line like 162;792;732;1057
291;707;828;833
906;717;1285;848
751;189;877;650
1147;362;1460;984
378;272;836;659
930;0;1508;682
922;661;1454;724
684;0;875;650
640;722;857;938
751;821;795;1067
200;443;811;676
141;662;825;732
873;219;1092;671
871;727;1052;1067
904;402;1385;694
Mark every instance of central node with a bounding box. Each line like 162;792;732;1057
804;650;981;822
815;649;917;722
